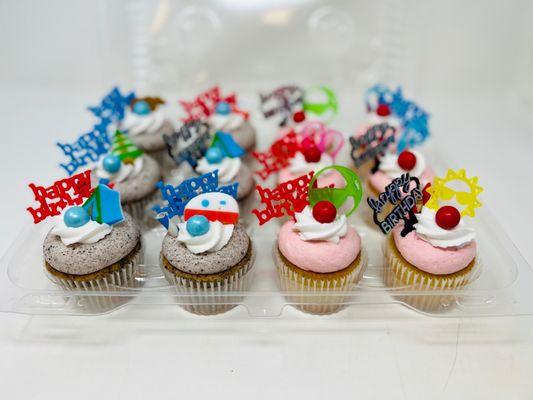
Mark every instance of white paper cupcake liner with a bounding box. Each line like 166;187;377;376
161;249;255;316
275;247;368;315
122;190;160;225
47;245;144;313
384;237;480;312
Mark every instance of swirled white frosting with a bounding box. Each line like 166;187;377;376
379;150;426;179
293;206;348;244
51;211;112;246
368;114;402;129
209;112;245;132
121;108;167;136
196;156;241;183
177;220;234;254
95;156;144;183
288;152;333;176
415;207;476;248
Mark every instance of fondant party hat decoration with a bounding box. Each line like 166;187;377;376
89;87;135;122
152;170;239;232
82;184;124;225
425;169;483;218
211;131;245;158
111;130;143;163
26;170;93;223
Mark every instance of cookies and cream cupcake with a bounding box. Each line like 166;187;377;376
209;101;256;152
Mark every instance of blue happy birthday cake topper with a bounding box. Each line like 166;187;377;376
88;87;135;123
364;84;430;152
152;170;239;230
57;126;112;176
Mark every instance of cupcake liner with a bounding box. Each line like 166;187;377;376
122;189;160;225
46;244;144;313
160;245;255;316
384;236;480;312
274;246;368;315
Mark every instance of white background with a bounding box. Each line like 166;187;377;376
1;1;533;399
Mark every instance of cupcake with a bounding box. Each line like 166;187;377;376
209;101;257;152
120;97;175;167
253;166;367;315
34;182;143;312
155;171;255;315
93;130;161;221
378;168;483;312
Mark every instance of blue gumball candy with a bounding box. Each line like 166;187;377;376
133;100;150;115
205;147;223;164
186;215;210;237
103;154;122;173
215;101;231;115
64;206;90;228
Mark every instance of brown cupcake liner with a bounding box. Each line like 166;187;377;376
274;246;368;315
160;243;255;316
45;243;144;313
384;236;480;312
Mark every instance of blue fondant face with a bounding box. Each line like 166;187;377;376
133;100;150;115
205;147;223;165
215;101;231;115
186;215;210;236
201;199;210;208
102;154;121;174
64;206;90;228
220;200;226;206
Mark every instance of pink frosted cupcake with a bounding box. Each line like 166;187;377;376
385;206;479;311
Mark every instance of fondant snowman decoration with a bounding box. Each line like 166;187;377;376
184;192;239;224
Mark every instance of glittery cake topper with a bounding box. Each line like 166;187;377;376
367;173;423;237
179;86;239;122
164;121;211;168
365;84;430;152
349;123;397;168
259;85;304;127
26;170;93;223
252;172;314;225
57;123;112;176
425;169;483;218
88;87;135;122
253;131;300;180
152;170;239;231
111;130;143;163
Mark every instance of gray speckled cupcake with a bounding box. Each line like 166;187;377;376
94;155;162;222
44;214;143;312
195;158;255;201
160;224;255;315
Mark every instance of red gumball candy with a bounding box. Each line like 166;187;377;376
398;150;417;171
376;104;391;117
303;146;322;163
435;206;461;230
293;111;306;123
312;200;337;224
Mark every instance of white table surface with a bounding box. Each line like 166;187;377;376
1;85;532;400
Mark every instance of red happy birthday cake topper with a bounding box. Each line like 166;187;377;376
27;170;93;223
179;86;249;122
252;172;314;225
252;131;300;180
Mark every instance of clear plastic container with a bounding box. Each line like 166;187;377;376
1;0;531;318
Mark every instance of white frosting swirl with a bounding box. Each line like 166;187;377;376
177;220;234;254
121;108;166;136
51;211;112;246
288;152;333;176
196;156;241;183
293;206;348;244
415;207;476;248
209;112;245;131
95;156;144;183
378;150;426;179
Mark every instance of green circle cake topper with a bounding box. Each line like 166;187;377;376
303;86;338;123
308;166;363;216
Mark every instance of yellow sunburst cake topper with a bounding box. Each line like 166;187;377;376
426;169;483;217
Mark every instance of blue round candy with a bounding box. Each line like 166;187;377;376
133;100;150;115
205;147;223;164
215;101;231;115
64;206;90;228
186;215;210;237
102;154;121;173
